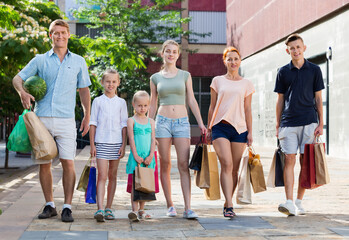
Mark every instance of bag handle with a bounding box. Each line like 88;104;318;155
90;156;96;167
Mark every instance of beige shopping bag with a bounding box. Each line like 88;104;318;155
314;142;330;185
236;148;252;204
76;157;92;192
248;147;267;193
135;164;155;193
23;111;58;160
204;145;221;200
196;144;210;189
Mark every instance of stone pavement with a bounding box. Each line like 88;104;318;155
0;144;349;239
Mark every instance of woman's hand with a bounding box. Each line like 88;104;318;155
206;129;212;143
247;132;253;146
199;124;207;136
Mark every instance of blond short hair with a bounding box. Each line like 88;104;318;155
132;90;150;103
49;19;70;35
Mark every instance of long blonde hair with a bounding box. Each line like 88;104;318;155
160;40;180;70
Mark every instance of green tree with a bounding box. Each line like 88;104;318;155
73;0;207;100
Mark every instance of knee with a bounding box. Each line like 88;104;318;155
220;162;233;173
177;162;189;173
98;174;108;183
160;160;171;172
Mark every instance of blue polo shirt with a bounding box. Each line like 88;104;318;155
274;59;324;127
18;49;91;118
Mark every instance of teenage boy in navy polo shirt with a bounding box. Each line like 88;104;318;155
274;33;324;216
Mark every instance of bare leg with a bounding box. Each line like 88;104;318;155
212;138;234;208
157;138;173;208
60;159;76;205
39;163;53;202
106;160;120;209
231;142;246;196
96;159;108;210
173;138;191;211
297;154;306;200
283;154;296;200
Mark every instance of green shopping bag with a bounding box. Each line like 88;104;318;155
7;109;32;153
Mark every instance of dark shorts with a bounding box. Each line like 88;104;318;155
211;122;248;143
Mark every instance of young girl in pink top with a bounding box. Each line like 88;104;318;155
207;47;255;218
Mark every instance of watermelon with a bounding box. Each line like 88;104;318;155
23;76;47;101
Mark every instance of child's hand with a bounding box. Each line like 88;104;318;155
118;146;125;159
144;156;152;166
135;156;144;164
90;145;96;157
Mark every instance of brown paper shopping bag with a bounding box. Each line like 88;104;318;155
196;143;210;189
248;147;267;193
204;145;220;200
135;164;155;193
76;157;92;192
23;111;58;160
314;141;330;185
236;148;252;204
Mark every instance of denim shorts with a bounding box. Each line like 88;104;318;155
211;121;248;143
155;115;191;139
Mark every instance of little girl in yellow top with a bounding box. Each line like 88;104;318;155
126;91;156;222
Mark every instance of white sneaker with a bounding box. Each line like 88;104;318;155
166;206;177;217
278;200;296;216
295;199;306;215
183;209;198;219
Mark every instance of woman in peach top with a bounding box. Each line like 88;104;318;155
207;46;255;218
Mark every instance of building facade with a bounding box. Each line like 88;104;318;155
226;0;349;157
55;0;227;141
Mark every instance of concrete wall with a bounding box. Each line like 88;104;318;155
241;9;349;158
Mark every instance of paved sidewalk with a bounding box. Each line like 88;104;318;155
0;145;349;239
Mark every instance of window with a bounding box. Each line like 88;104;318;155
189;77;212;126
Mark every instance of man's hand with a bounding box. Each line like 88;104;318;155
20;90;35;109
80;116;90;137
314;124;323;136
275;124;280;138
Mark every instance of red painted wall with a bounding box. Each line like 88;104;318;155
226;0;349;57
189;0;225;11
188;54;226;77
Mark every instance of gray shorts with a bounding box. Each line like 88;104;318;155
278;123;318;154
32;117;76;164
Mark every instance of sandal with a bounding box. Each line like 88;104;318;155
104;208;115;220
224;207;236;218
94;209;105;222
138;209;152;219
128;211;139;222
223;206;226;215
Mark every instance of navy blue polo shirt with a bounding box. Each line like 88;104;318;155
274;59;324;127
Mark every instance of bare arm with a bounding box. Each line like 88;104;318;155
207;88;217;141
89;125;96;157
244;94;253;146
314;90;324;136
186;75;207;135
127;118;143;164
13;75;35;109
148;80;158;119
144;119;156;165
78;87;91;137
118;127;127;159
275;93;285;138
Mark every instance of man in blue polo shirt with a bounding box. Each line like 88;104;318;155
13;19;91;222
274;33;324;216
